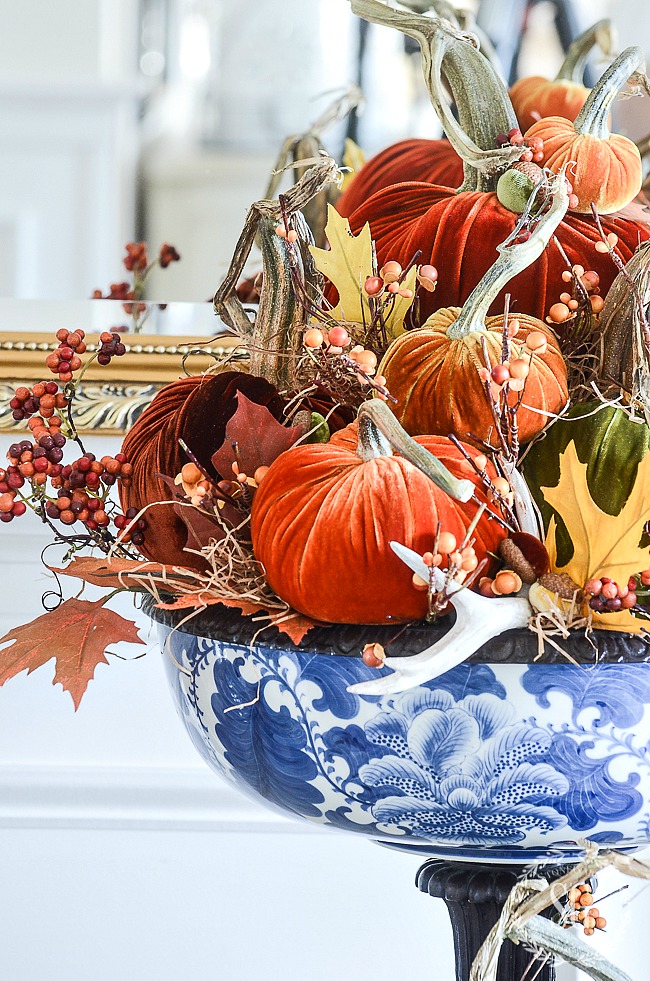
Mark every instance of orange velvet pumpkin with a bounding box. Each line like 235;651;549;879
380;309;567;444
510;76;589;132
337;138;463;218
251;415;506;624
524;48;644;215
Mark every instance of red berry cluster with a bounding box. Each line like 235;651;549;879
97;331;127;366
159;243;181;268
114;507;147;546
9;381;68;422
496;128;544;163
585;576;637;613
45;329;86;383
5;435;66;487
124;242;148;271
50;453;133;494
45;491;110;530
0;489;26;522
92;282;145;317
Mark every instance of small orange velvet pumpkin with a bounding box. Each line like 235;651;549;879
525;48;644;215
251;403;506;624
379;178;569;446
380;309;567;445
509;19;613;130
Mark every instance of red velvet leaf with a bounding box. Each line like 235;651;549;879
0;598;145;709
211;392;305;479
173;502;229;550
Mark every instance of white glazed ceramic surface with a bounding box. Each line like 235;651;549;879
159;621;650;863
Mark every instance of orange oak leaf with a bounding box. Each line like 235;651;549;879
52;555;202;590
0;597;145;709
155;595;319;644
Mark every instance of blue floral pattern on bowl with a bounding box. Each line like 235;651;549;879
158;622;650;863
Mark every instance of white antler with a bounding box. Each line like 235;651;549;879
348;542;532;696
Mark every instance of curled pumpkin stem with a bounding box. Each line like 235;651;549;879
446;170;570;340
557;19;615;84
356;400;475;501
575;46;648;139
350;0;521;191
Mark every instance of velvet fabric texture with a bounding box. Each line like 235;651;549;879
379;309;568;445
509;76;589;132
120;371;356;571
251;427;506;624
337;138;464;217
343;184;650;321
525;116;642;214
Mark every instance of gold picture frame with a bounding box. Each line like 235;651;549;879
0;330;245;436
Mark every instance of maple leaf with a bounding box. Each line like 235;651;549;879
155;596;318;644
53;555;200;591
340;137;366;191
0;598;145;708
542;441;650;633
211;392;304;480
309;204;416;339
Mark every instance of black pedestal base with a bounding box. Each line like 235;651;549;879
417;860;575;981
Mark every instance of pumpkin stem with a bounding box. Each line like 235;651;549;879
556;19;615;84
356;400;475;501
350;0;522;192
214;157;340;389
574;46;647;139
445;172;569;340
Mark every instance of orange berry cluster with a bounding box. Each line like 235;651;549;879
585;575;638;613
411;531;479;592
176;462;213;505
45;329;87;383
478;328;547;401
566;883;607;936
479;569;523;597
302;326;389;392
496;128;545;164
548;265;603;325
45;490;111;530
364;260;438;298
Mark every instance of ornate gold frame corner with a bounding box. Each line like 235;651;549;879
0;331;246;436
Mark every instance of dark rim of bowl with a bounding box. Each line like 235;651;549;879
143;595;650;665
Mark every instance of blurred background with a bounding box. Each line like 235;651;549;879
0;0;645;304
1;3;649;980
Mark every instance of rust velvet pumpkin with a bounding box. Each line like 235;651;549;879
379;182;569;445
119;371;353;570
340;4;650;321
251;402;506;624
509;19;612;131
336;138;463;217
524;48;644;215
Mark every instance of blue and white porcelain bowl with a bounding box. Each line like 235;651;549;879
152;604;650;864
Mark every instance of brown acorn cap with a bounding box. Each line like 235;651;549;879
538;572;583;600
511;161;545;183
498;538;537;584
510;532;550;576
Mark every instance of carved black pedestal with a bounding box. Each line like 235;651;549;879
417;860;573;981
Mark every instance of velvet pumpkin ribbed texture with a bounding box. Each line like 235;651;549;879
509;77;589;132
524;116;642;214
344;183;650;320
337;138;464;217
379;309;567;445
251;428;506;624
119;371;355;571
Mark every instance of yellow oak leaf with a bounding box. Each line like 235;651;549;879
309;205;416;340
340;137;366;191
542;441;650;634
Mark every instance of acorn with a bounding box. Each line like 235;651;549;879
538;572;583;601
498;538;537;584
